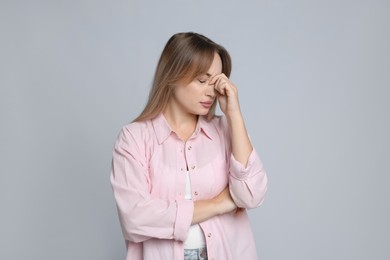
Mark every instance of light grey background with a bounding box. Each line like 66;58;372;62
1;0;389;259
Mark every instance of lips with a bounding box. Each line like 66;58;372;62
200;101;213;108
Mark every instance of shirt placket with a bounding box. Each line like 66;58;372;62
184;140;200;200
177;140;187;199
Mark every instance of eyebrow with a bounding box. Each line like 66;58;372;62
198;73;212;78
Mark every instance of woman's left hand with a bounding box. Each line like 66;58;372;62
210;73;241;118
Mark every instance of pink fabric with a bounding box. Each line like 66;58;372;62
110;114;267;260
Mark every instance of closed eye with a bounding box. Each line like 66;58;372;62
198;73;211;84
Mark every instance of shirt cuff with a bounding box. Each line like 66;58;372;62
173;199;194;241
229;149;263;180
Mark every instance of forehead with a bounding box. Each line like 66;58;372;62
205;53;222;76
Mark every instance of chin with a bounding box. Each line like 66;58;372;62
197;110;209;116
190;107;210;116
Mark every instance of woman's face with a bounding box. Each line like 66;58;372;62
172;53;223;117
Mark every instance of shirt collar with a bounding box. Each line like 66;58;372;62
196;115;216;141
151;113;216;144
151;113;173;145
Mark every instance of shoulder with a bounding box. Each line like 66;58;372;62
122;120;151;136
116;120;154;148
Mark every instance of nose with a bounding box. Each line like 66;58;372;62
206;83;216;98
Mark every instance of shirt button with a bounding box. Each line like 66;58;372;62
188;146;192;150
208;232;212;238
191;165;196;170
180;168;183;171
194;191;198;196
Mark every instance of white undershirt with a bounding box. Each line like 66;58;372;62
183;171;206;249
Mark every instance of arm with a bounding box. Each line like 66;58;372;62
192;187;237;225
228;112;252;166
110;127;193;243
211;73;252;166
211;74;268;209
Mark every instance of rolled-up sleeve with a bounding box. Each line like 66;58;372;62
110;127;194;243
228;148;268;209
217;116;268;209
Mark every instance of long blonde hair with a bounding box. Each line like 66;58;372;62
133;32;232;122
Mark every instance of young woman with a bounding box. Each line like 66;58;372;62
110;32;268;260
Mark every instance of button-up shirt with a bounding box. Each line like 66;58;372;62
110;113;267;260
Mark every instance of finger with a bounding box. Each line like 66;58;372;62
214;77;226;95
217;80;236;97
209;73;228;85
209;74;222;85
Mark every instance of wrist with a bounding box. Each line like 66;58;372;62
227;113;245;129
226;110;243;120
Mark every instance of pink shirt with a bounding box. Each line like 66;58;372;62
110;113;267;260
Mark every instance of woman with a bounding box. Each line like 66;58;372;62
110;32;267;260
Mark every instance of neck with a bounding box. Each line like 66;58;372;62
163;105;198;141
